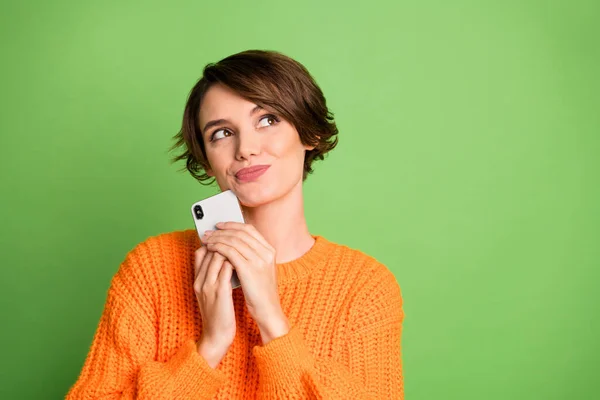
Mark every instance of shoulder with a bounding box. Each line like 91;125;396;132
322;237;400;290
321;237;403;325
126;229;198;256
121;229;198;264
113;229;199;285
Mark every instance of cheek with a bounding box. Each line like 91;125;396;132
205;146;226;171
271;141;306;180
271;131;305;158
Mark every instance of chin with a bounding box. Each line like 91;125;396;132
230;175;300;208
234;185;281;208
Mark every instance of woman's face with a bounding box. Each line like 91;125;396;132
198;83;314;207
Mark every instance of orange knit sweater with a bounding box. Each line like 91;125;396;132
66;230;404;399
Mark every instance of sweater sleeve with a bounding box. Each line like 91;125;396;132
65;248;227;400
252;268;404;399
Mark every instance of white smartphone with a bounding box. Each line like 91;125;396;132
191;190;245;289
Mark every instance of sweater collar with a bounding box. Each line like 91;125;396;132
275;235;331;285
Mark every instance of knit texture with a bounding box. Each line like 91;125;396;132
66;230;404;399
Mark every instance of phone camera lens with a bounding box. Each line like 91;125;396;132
194;205;204;220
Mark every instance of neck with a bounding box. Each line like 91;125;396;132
240;180;315;264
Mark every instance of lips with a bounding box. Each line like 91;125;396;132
235;165;270;182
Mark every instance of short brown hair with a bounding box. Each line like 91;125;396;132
170;50;339;185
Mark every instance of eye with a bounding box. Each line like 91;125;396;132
257;114;279;128
210;129;232;142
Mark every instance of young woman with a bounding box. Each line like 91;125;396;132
66;50;404;399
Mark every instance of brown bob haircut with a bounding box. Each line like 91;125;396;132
170;50;339;185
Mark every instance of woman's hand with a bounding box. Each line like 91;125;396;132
201;222;290;344
193;246;236;368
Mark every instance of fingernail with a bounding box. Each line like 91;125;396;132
215;222;224;228
203;230;214;236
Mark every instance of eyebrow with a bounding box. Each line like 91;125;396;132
201;105;264;134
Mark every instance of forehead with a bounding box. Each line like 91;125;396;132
199;84;257;123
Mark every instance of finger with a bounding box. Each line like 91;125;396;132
205;231;266;262
205;251;226;286
194;246;208;277
218;261;233;288
197;250;215;287
194;249;213;294
209;229;270;257
216;222;273;251
205;242;248;276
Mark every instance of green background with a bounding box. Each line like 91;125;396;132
1;0;598;398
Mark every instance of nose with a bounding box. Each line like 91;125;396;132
235;129;261;161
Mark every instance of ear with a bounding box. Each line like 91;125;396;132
304;138;318;151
